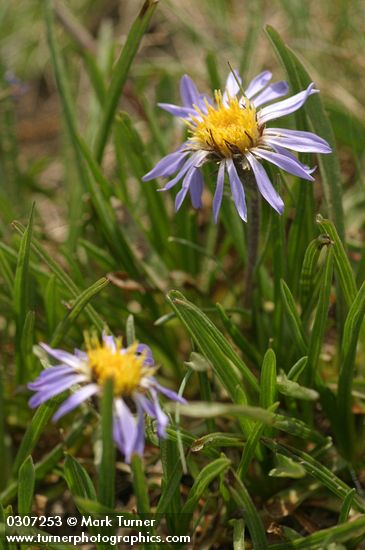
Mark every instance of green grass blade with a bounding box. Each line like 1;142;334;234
50;277;109;347
339;488;356;523
280;280;308;355
306;247;333;385
266;25;345;240
94;0;158;162
98;378;115;508
229;470;268;550
166;290;259;399
174;402;325;444
337;279;365;459
130;454;150;514
17;456;35;515
64;454;96;501
179;457;231;533
269;516;365;549
317;214;357;307
216;303;262;367
13;204;34;384
299;235;331;309
262;438;365;513
12;222;105;331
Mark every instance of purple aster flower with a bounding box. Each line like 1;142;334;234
143;70;331;222
28;333;186;463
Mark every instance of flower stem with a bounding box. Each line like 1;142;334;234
241;169;260;308
131;454;150;514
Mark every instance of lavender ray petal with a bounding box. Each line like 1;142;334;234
28;374;87;408
189;169;204;209
151;380;187;404
180;75;200;107
137;394;156;418
258;83;318;124
102;334;117;353
262;128;331;153
175;166;197;211
269;144;316;174
28;366;77;389
252;81;289;108
264;127;330;146
252;148;314;181
39;343;83;369
136;343;154;366
158;102;196;118
263;136;331;154
223;69;242;103
213;160;225;224
113;398;137;463
158;153;197;192
245;70;272;99
142;149;189;181
53;384;99;421
226;159;247;222
245;152;284;214
150;388;169;438
133;400;146;456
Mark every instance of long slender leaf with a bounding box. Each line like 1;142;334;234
50;277;109;347
317;214;357;307
17;456;35;515
98;378;115;507
266;25;345;240
337;280;365;458
166;291;259;399
94;0;158;162
229;470;268;550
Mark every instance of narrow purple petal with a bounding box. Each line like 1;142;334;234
113;398;137;463
102;332;117;352
226;159;247;222
28;374;86;408
245;71;272;99
28;366;76;390
262;128;331;153
213;161;225;224
252;148;314;181
158;151;205;192
252;81;289;108
40;343;83;369
223;69;242;103
133;401;145;456
189;169;204;208
53;384;98;421
158;102;196;118
151;380;188;404
136;343;154;366
270;144;316;174
142;149;189;181
265;127;330;146
180;75;200;107
150;388;169;438
137;394;156;418
175;166;197;211
245;152;284;214
258;83;318;124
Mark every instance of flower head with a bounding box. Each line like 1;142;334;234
143;70;331;222
28;333;186;463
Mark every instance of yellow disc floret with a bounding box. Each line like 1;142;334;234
189;91;260;158
85;334;152;395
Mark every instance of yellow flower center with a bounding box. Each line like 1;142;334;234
85;335;152;395
189;91;260;158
